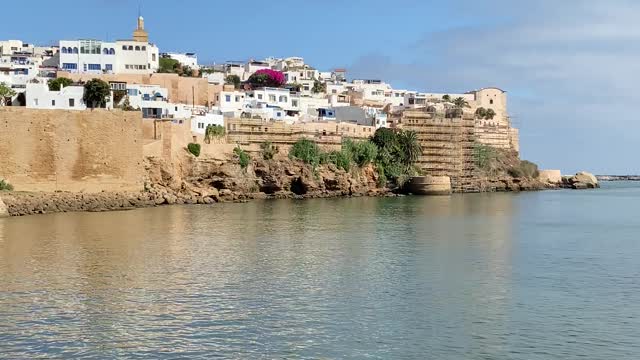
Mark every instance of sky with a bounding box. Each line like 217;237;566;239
3;0;638;174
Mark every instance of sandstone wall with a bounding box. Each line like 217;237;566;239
0;108;143;192
57;71;223;106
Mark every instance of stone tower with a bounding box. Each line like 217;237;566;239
133;16;149;42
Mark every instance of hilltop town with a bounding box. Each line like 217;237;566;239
0;15;548;216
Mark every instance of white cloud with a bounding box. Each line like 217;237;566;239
349;0;640;173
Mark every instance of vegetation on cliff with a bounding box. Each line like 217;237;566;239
204;125;225;144
234;147;251;168
288;128;422;188
187;143;201;157
0;82;16;106
0;179;13;191
473;143;539;178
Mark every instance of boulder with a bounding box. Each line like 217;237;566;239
568;171;599;189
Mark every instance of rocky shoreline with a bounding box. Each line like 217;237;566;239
0;157;583;218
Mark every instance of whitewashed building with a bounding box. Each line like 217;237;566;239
58;17;159;74
163;52;198;69
25;81;113;110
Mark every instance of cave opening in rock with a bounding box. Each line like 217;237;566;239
290;177;307;195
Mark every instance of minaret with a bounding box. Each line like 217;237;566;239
133;15;149;42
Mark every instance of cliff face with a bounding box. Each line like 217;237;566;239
146;154;388;203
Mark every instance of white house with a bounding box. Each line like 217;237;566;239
125;84;190;119
217;90;246;113
25;81;113;110
163;52;198;69
58;16;159;74
244;60;270;77
191;109;224;134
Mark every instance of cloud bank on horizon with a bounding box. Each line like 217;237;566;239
348;0;639;174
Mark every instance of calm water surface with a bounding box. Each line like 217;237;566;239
1;183;640;359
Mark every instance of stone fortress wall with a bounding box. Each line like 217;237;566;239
0;108;144;192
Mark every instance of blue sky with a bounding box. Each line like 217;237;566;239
3;0;638;174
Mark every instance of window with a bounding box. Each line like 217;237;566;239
88;64;101;71
332;89;337;94
72;47;78;54
279;96;287;102
225;95;231;102
128;46;133;50
33;99;38;106
292;100;298;107
142;46;146;51
303;85;310;91
105;64;113;71
62;63;77;70
103;48;109;55
135;46;141;51
269;95;276;102
122;45;127;50
69;98;75;107
52;100;55;106
109;48;115;55
489;99;494;104
152;54;156;61
235;96;240;102
127;89;138;96
257;94;263;100
61;47;68;54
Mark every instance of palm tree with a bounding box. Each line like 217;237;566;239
453;97;469;109
397;130;422;165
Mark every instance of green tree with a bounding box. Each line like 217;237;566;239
485;108;496;119
442;94;451;102
234;147;250;168
48;77;73;91
287;82;302;92
225;75;241;89
289;139;322;168
204;124;225;144
312;80;326;94
158;57;180;73
453;97;469;109
475;107;487;119
0;82;16;106
83;79;111;108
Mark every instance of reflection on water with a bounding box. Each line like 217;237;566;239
1;184;640;358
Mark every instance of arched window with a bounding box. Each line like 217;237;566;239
128;46;133;50
72;47;78;54
67;47;73;53
141;46;146;51
61;47;68;54
110;48;115;55
103;48;109;55
135;46;141;51
122;45;127;50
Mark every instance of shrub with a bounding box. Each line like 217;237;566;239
187;143;201;157
260;141;278;160
327;150;351;171
519;160;540;178
247;69;286;88
473;143;496;170
347;139;378;167
48;77;73;91
0;179;13;191
234;147;250;168
289;139;322;167
225;75;241;89
204;125;225;143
